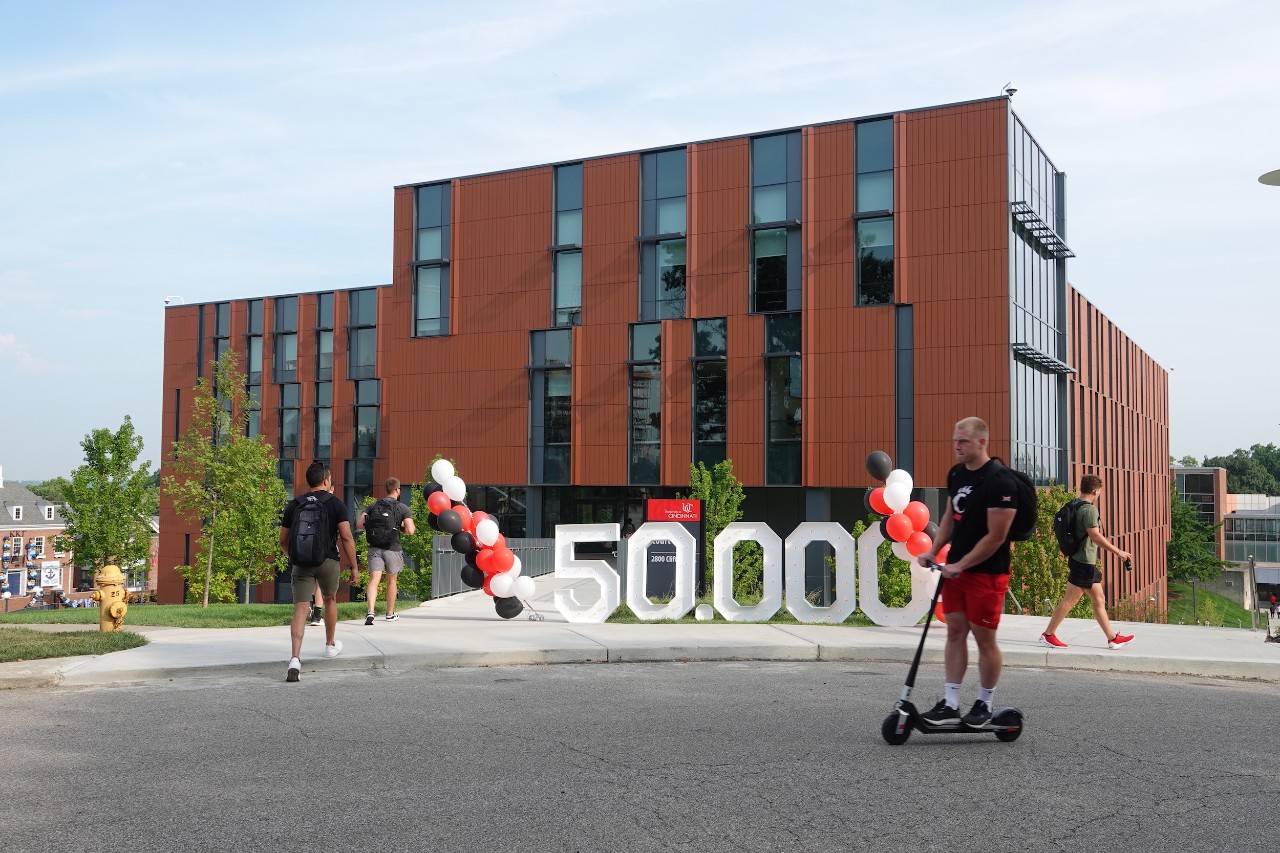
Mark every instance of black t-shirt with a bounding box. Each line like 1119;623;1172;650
946;460;1019;575
280;491;349;562
364;498;411;552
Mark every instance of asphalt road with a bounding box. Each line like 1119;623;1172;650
2;662;1275;852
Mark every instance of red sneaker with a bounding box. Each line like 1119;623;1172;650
1108;633;1134;649
1038;632;1068;649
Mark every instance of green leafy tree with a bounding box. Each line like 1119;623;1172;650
28;476;71;504
1175;455;1201;468
1008;483;1091;618
847;517;912;612
1167;485;1231;583
1202;448;1280;495
164;351;289;606
398;474;436;600
62;417;155;580
682;459;760;597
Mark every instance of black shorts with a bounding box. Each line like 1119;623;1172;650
1067;558;1102;589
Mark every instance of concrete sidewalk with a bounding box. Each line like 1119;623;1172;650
3;576;1279;689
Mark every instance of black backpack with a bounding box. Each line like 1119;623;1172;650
288;492;334;567
364;498;399;549
989;460;1039;542
1053;498;1086;558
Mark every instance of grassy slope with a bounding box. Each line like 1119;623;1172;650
1166;581;1255;629
0;600;419;629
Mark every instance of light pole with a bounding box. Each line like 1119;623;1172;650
1249;554;1259;631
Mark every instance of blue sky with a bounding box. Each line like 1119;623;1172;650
1;0;1277;480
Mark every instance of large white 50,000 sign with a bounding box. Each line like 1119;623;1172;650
553;522;940;627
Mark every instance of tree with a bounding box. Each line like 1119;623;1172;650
398;470;437;600
164;351;289;606
28;476;71;504
62;417;155;581
1008;483;1092;619
1202;448;1280;495
682;459;759;598
1167;485;1231;583
1175;455;1201;468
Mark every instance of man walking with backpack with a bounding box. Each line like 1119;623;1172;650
1040;474;1134;650
281;461;359;682
917;417;1024;727
357;477;416;625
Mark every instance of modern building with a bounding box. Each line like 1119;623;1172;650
1174;466;1280;608
160;95;1170;608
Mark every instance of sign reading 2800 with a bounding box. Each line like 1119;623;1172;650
554;522;939;628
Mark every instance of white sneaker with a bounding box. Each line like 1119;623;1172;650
286;657;301;682
323;640;343;659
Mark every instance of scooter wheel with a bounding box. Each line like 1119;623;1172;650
992;708;1024;742
881;713;911;745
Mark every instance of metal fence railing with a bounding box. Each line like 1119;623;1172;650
431;538;557;598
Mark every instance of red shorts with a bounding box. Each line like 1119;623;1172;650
942;571;1009;629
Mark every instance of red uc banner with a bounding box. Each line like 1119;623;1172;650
646;499;702;522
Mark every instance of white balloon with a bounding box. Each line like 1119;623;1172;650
886;468;913;491
505;556;522;578
890;541;913;562
883;482;911;513
490;573;514;598
441;475;467;502
430;459;455;483
475;519;500;547
512;576;536;599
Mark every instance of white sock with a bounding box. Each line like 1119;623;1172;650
977;685;996;705
944;683;962;709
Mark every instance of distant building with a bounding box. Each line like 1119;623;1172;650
0;465;76;595
160;95;1171;609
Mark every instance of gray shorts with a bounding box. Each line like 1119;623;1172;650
292;558;340;603
368;548;405;575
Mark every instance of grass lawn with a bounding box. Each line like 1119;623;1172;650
0;600;420;630
606;597;879;626
1166;581;1254;629
0;628;149;663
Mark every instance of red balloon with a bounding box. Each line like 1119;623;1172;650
906;531;932;557
476;549;495;575
490;546;515;573
936;543;951;565
869;487;892;516
453;505;473;532
885;513;913;543
427;491;451;515
903;501;931;532
482;575;495;597
493;533;506;550
934;594;947;624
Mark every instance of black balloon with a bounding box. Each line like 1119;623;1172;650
494;596;524;619
879;518;892;541
423;481;444;498
460;565;484;589
863;489;874;513
438;509;464;535
464;551;479;568
924;522;939;541
426;513;442;532
450;531;476;555
866;450;893;482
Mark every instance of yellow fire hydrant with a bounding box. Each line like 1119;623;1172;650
91;565;129;632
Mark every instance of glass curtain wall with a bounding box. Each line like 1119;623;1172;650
413;183;451;337
640;148;687;320
692;318;727;468
553;164;583;327
765;313;801;484
629;323;661;483
855;118;894;305
750;133;802;313
529;329;572;484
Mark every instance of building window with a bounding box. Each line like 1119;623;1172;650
246;335;263;385
246;384;262;438
247;299;263;333
354;379;379;459
344;459;375;520
278;383;300;460
44;506;55;521
316;292;333;329
11;506;21;521
273;333;297;383
314;381;332;460
414;183;451;337
277;459;294;490
629;323;662;484
855;118;895;306
348;289;377;380
693;318;728;468
751;133;801;313
213;302;230;370
765;313;801;485
856;218;894;306
529;329;572;484
315;293;334;381
552;164;583;327
640;148;687;321
29;537;44;557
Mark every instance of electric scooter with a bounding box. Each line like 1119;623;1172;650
880;564;1025;745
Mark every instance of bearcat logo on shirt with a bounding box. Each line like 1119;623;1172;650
952;485;973;519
